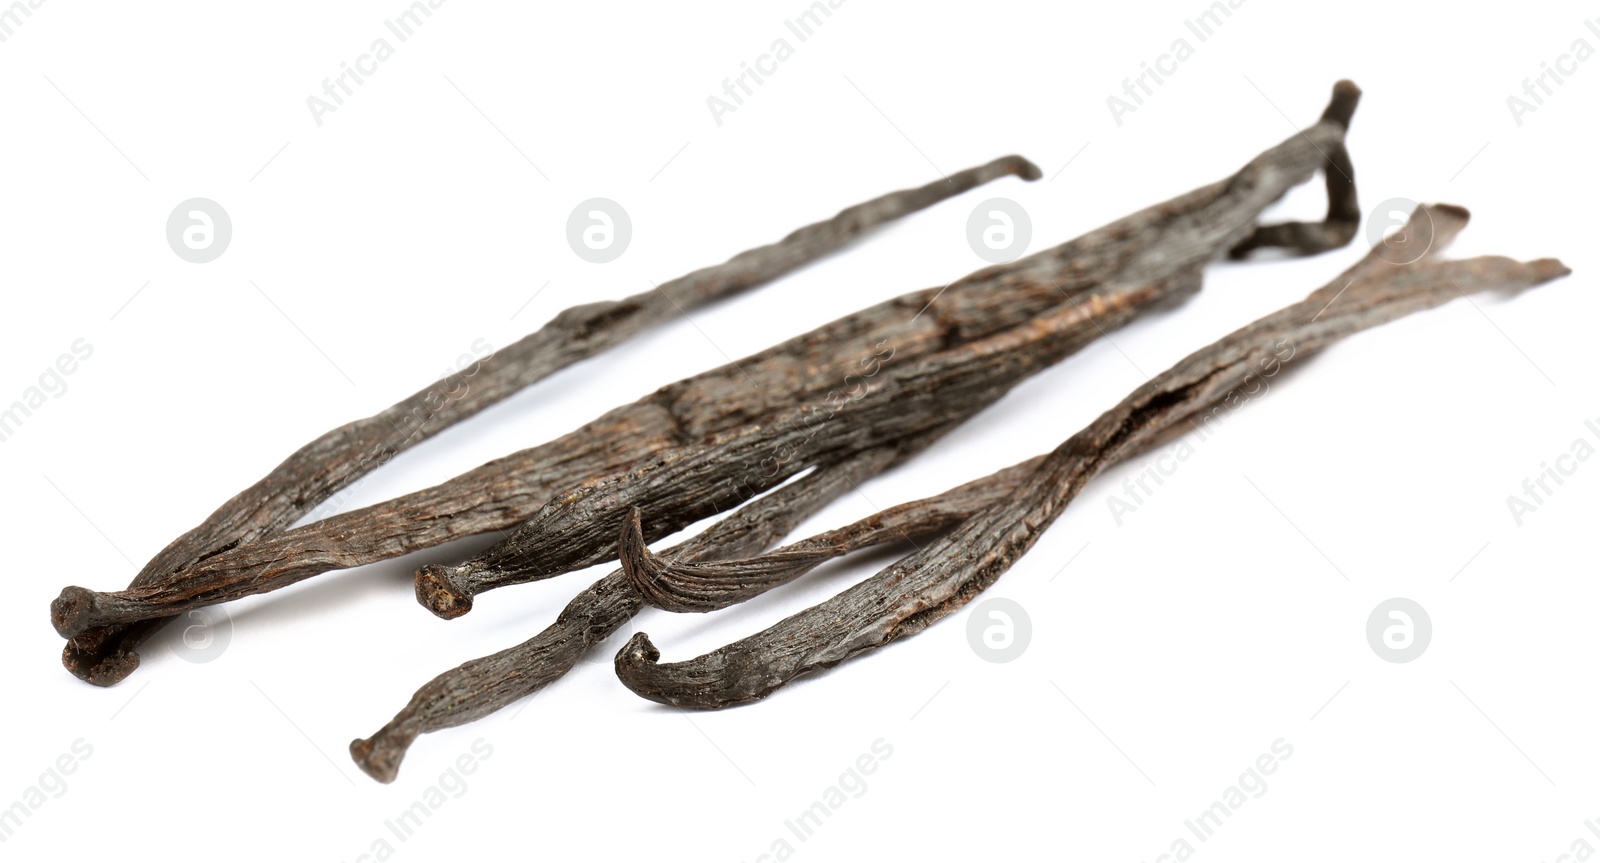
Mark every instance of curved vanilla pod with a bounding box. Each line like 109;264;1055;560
53;156;1042;685
619;457;1044;612
349;425;951;783
615;205;1571;709
56;81;1364;669
614;377;1243;612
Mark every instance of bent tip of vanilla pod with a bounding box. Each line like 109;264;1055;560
610;202;1572;712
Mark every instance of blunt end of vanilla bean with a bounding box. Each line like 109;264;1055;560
1006;155;1044;182
1419;202;1470;250
415;565;474;620
350;732;414;784
619;631;661;665
50;586;104;639
1347;202;1469;272
1322;80;1362;129
61;638;140;687
1530;258;1573;281
971;154;1041;185
614;633;772;710
613;632;676;705
1494;256;1572;294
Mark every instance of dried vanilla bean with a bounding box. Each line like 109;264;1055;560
614;371;1254;611
412;269;1200;617
53;156;1041;684
52;268;1127;636
350;426;954;783
614;205;1570;709
619;456;1042;612
55;82;1364;670
62;261;1183;631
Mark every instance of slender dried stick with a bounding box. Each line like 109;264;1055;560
52;156;1041;685
613;205;1571;709
618;456;1043;612
412;269;1200;616
350;426;952;783
60;261;1185;632
54;82;1363;669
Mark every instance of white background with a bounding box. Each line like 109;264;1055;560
2;1;1596;860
